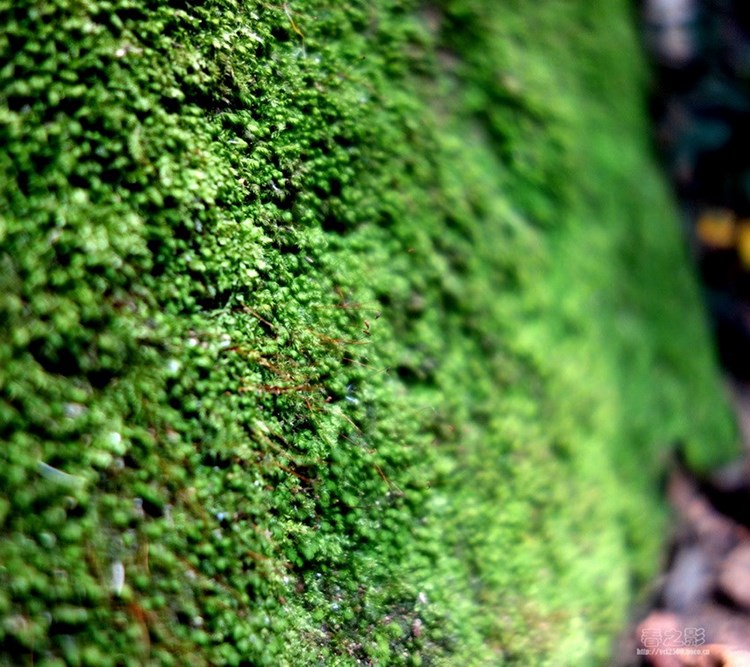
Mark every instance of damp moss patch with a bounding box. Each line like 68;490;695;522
0;0;738;665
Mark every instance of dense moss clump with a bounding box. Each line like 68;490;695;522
0;0;738;664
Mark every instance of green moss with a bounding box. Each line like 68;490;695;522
0;0;738;664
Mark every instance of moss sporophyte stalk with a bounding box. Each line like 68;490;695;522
0;1;737;665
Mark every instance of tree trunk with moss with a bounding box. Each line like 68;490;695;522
0;1;738;664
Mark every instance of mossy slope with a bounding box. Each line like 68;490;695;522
0;0;737;665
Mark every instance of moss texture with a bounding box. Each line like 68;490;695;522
0;0;738;664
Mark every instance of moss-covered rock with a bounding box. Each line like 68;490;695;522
0;0;738;664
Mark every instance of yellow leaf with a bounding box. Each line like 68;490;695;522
696;208;735;249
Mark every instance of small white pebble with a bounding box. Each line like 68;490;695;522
63;403;85;418
106;431;125;456
111;561;125;596
37;461;84;488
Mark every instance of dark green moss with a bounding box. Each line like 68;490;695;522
0;0;738;664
